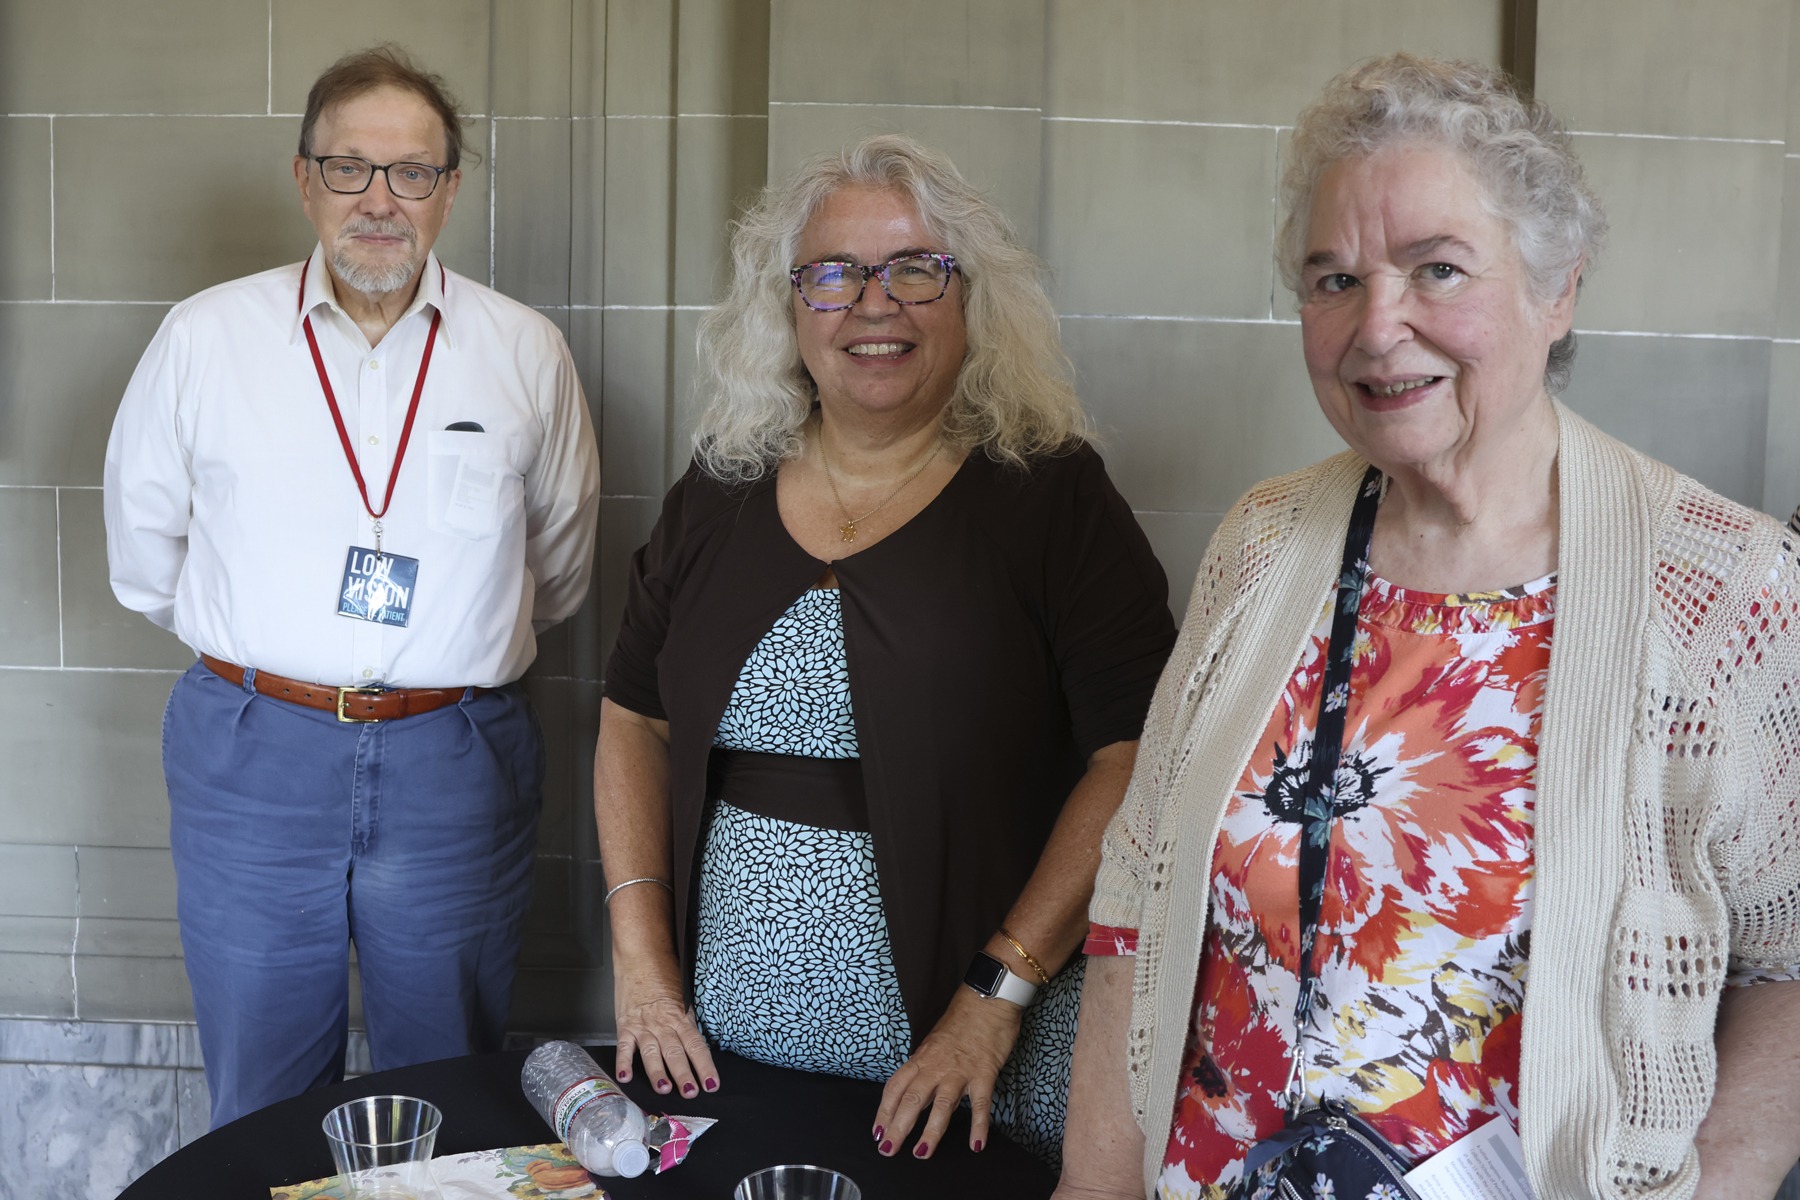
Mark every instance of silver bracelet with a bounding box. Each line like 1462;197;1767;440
604;876;674;905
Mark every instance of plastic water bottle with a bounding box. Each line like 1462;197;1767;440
521;1041;652;1178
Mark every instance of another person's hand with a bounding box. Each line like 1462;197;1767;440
872;987;1024;1158
612;961;720;1100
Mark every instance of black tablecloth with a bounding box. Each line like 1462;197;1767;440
118;1048;1058;1199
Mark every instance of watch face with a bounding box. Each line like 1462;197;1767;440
964;952;1006;996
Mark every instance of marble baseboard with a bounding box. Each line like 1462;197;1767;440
0;1017;381;1200
0;1019;208;1200
0;1017;184;1069
0;1061;180;1200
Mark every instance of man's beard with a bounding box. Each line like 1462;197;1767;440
332;218;420;296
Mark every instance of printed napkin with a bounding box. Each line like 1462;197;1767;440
269;1142;602;1199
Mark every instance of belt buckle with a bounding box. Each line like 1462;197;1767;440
335;685;386;723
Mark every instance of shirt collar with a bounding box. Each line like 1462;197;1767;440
289;244;451;346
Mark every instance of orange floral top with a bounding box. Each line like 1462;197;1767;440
1088;571;1556;1199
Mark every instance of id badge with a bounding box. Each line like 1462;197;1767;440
337;546;420;627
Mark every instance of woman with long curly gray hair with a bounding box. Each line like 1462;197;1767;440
597;134;1176;1169
692;135;1088;482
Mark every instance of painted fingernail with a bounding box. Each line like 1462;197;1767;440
872;1125;884;1142
681;1082;696;1097
655;1079;671;1093
704;1077;718;1092
879;1140;893;1156
973;1139;984;1153
617;1069;631;1081
913;1142;931;1158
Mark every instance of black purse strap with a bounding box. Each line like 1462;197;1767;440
1283;464;1384;1117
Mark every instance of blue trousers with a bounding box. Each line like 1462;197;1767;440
163;662;543;1128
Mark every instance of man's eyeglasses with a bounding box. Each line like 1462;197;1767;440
311;156;451;201
789;253;959;311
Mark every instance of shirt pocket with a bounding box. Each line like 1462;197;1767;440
426;429;524;539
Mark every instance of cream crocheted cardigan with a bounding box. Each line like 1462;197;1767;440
1091;405;1800;1199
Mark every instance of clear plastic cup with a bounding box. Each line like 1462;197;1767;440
734;1163;863;1200
321;1095;444;1200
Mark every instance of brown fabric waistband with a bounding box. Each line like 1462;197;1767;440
200;655;481;723
707;749;868;832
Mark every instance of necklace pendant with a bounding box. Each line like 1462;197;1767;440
839;520;858;543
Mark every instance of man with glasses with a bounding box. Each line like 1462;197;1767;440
103;45;598;1127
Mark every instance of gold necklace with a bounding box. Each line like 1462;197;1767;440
818;437;941;543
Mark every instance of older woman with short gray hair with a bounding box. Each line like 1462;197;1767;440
1056;53;1800;1200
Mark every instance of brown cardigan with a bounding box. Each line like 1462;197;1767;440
604;443;1176;1038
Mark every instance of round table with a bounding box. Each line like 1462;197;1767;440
118;1047;1058;1199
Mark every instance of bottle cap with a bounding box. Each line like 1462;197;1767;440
613;1138;651;1178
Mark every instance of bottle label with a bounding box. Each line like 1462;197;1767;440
552;1075;625;1141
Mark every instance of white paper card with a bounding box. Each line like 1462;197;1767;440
1403;1117;1536;1200
444;456;505;536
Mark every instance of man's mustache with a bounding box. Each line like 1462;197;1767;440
338;219;417;246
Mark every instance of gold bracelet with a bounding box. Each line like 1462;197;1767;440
997;926;1051;986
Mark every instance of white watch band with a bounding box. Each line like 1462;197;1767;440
990;967;1038;1006
966;950;1041;1005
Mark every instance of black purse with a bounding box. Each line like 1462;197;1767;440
1240;466;1421;1200
1242;1099;1419;1199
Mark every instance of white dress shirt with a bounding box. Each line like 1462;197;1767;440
104;245;600;688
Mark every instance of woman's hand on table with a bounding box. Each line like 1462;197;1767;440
596;703;714;1097
612;964;720;1101
865;740;1141;1162
872;986;1023;1159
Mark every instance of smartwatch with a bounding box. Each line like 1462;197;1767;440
963;951;1039;1006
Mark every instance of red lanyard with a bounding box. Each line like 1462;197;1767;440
297;256;443;533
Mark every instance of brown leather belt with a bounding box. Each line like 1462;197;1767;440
200;655;481;723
